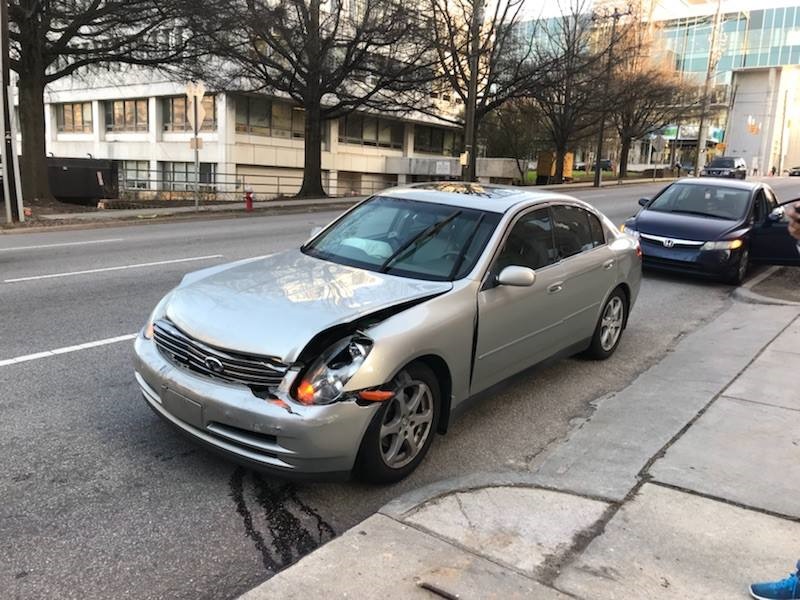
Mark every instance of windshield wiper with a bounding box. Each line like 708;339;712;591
380;210;462;272
448;214;485;280
670;209;729;220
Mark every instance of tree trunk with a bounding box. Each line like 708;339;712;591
618;136;631;179
297;103;326;198
18;75;52;203
553;145;567;185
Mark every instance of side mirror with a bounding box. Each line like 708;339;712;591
768;207;785;222
310;225;323;237
638;197;650;207
496;266;536;287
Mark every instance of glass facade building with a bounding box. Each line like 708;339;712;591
656;6;800;96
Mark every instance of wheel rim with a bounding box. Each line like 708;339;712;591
600;296;625;352
379;372;434;469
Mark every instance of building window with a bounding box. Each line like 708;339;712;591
414;125;447;154
235;96;305;138
105;99;149;132
121;160;150;189
56;102;93;133
161;161;216;191
163;95;216;131
338;114;404;148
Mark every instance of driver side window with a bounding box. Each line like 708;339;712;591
495;208;557;273
752;191;768;224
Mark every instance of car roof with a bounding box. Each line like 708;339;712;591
672;177;759;192
379;182;574;213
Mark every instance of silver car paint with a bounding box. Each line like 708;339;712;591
164;249;451;363
134;188;641;476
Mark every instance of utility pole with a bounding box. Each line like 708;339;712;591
462;0;484;182
592;6;630;188
0;0;23;223
694;0;723;177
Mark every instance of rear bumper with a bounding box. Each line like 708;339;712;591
133;335;379;478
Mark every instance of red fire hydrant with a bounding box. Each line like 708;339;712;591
245;189;254;212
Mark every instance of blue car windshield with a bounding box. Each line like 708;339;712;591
302;196;500;281
648;183;750;220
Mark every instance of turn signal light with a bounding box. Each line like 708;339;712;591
296;380;316;405
144;322;155;339
357;390;394;402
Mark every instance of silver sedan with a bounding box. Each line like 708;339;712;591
134;183;642;483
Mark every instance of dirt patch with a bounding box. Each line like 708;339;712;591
751;267;800;303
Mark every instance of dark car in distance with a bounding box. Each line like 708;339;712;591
621;179;800;284
699;156;747;180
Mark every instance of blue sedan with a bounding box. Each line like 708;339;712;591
622;179;800;284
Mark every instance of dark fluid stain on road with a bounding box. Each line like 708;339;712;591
230;467;335;574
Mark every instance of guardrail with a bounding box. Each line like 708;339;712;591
117;169;395;204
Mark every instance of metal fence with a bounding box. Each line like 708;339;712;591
116;168;398;205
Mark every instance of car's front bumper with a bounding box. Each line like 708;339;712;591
133;335;380;479
640;240;742;279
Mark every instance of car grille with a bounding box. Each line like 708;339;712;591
153;319;288;390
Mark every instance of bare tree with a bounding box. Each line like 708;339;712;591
480;99;544;182
529;2;613;184
604;5;694;178
428;0;549;181
9;0;203;203
186;0;434;198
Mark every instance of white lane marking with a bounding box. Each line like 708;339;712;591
0;334;137;367
0;238;124;252
4;254;223;283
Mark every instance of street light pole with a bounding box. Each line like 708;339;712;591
462;0;484;182
694;0;723;177
0;0;22;223
592;7;629;188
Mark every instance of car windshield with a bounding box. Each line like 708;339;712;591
302;195;501;281
708;158;735;168
647;183;750;220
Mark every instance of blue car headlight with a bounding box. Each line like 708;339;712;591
701;239;744;251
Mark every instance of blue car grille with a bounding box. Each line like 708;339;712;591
153;319;288;389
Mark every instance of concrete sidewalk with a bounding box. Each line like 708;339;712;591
241;299;800;599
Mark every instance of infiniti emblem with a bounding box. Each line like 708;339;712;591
663;238;675;248
204;356;224;374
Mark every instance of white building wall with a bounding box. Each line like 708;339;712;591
726;66;800;174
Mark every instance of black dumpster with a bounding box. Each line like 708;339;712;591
47;157;119;204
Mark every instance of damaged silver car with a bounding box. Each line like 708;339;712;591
134;183;642;482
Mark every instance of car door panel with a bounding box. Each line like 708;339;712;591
551;205;614;343
472;207;568;394
473;263;568;392
750;191;800;265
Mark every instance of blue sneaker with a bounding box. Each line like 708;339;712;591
750;561;800;600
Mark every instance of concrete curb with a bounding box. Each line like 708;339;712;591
733;266;800;307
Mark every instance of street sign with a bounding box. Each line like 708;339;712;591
653;135;666;153
185;81;206;132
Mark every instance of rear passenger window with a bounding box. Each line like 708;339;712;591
551;205;595;259
587;212;606;247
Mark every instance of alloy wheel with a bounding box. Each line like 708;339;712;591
600;296;625;352
379;372;434;469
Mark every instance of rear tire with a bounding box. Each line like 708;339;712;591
586;288;628;360
354;362;440;484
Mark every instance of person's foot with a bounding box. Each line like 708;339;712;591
750;561;800;599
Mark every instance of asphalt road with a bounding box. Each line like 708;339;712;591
2;177;799;600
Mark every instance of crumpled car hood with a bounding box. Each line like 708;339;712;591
165;249;452;363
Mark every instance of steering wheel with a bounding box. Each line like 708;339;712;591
442;250;462;261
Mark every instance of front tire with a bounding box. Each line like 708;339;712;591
355;362;440;484
726;247;749;285
586;288;627;360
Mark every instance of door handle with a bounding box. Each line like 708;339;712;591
603;259;615;270
547;282;564;294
